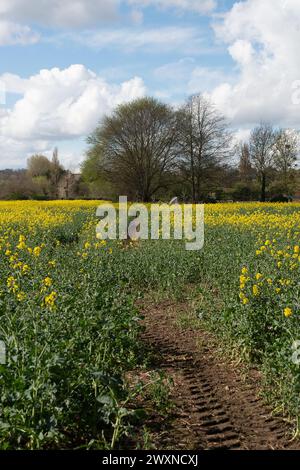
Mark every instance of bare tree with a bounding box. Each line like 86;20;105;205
177;94;232;202
272;129;298;193
0;170;37;200
249;123;275;202
238;143;253;182
87;97;178;201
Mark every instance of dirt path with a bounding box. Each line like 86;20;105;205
140;299;299;450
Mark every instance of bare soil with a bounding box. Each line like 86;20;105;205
138;298;300;450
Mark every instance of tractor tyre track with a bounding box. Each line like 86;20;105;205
140;300;299;450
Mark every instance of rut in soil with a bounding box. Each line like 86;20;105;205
140;299;299;450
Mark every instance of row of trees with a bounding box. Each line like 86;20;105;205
0;95;298;201
27;148;65;198
0;150;84;200
240;125;298;201
82;96;299;202
83;96;233;201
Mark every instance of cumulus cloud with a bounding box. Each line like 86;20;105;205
0;64;146;168
208;0;300;128
228;40;254;67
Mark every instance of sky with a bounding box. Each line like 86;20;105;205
0;0;300;170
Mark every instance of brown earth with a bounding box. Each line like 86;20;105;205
137;298;300;450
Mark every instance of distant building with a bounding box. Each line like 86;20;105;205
292;191;300;201
57;171;81;199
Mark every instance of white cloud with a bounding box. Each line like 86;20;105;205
188;66;232;94
153;58;232;100
65;26;209;54
128;0;217;14
0;73;28;94
0;64;146;168
0;0;120;29
0;135;50;168
130;9;144;24
209;0;300;128
0;0;216;35
0;0;218;49
233;128;252;144
0;20;39;45
154;58;196;81
228;40;254;67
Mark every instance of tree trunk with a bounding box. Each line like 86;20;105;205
261;173;266;202
191;174;196;203
190;137;196;203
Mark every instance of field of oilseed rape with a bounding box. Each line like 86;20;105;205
1;200;300;448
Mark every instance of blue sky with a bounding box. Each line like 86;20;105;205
0;0;299;169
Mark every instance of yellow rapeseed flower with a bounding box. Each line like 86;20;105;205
33;246;41;257
44;291;57;309
252;285;260;296
284;307;293;318
43;277;52;287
